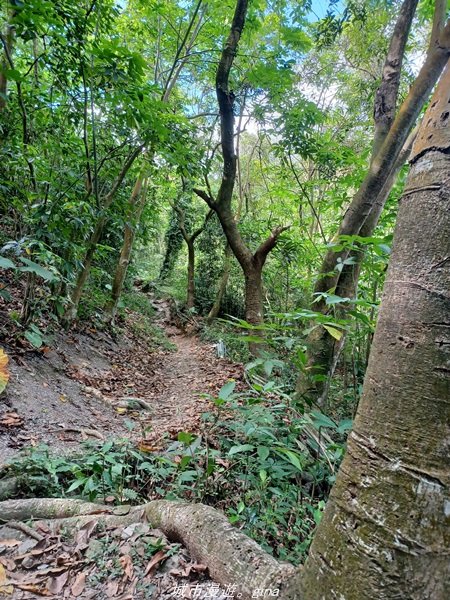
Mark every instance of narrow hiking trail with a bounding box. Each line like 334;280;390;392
98;297;244;447
0;296;243;464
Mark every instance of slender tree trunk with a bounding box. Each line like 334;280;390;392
0;3;14;111
296;128;417;404
64;146;143;323
64;217;105;324
104;177;147;322
296;3;450;400
207;243;232;322
186;239;195;309
285;61;450;600
104;6;206;315
314;11;449;311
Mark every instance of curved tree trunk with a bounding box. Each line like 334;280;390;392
285;62;450;600
193;0;288;351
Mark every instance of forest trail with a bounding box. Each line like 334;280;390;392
0;296;244;599
0;295;242;465
114;297;243;445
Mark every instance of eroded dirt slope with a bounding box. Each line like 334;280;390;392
0;298;243;466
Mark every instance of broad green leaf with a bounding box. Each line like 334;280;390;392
218;380;235;400
228;444;255;456
178;431;194;445
275;448;303;471
24;329;43;348
310;412;337;429
324;294;349;305
337;419;353;434
66;479;86;493
0;257;16;269
18;258;57;281
323;325;343;340
257;446;270;462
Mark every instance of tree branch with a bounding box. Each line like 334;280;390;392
372;0;419;157
254;225;290;267
193;187;215;207
103;145;144;208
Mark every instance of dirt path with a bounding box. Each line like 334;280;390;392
0;298;244;598
91;298;243;446
0;297;243;464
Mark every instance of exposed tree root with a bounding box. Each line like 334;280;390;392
0;497;299;599
0;477;19;501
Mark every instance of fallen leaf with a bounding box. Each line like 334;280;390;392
12;582;51;595
0;348;9;395
144;550;166;577
104;580;119;598
46;570;69;595
74;519;97;551
0;563;13;595
0;412;23;427
16;542;58;562
0;539;21;548
0;558;15;572
119;555;133;580
71;572;86;597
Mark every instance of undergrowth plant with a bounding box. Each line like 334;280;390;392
2;379;350;564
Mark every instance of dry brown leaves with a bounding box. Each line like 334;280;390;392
0;412;23;428
0;514;218;600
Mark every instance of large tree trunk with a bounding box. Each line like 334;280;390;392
285;61;450;600
244;263;263;326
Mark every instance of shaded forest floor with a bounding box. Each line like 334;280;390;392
0;295;243;466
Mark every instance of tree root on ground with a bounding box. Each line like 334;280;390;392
0;497;299;599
